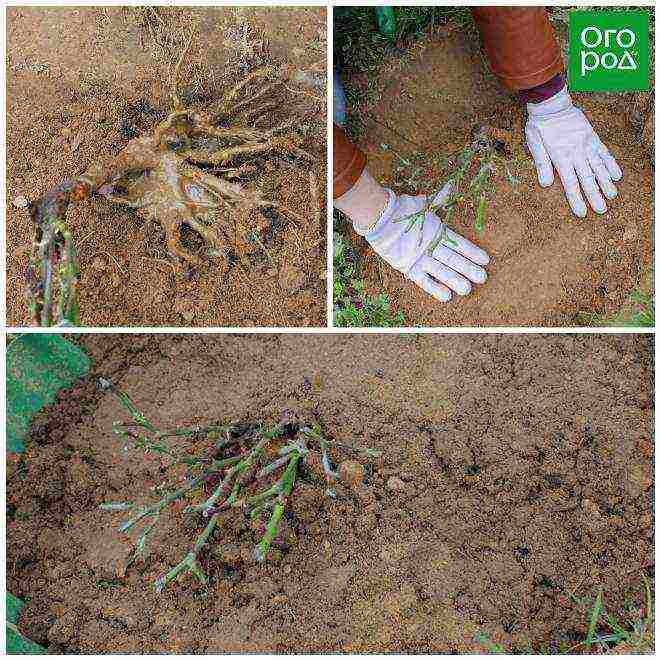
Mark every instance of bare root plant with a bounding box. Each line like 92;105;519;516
25;34;317;326
98;378;379;593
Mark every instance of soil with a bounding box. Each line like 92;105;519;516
341;21;654;327
6;7;327;327
7;334;654;653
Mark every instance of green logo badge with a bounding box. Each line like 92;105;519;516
568;10;650;92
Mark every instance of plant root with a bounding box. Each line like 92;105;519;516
24;37;318;326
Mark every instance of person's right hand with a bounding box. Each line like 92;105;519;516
354;185;490;302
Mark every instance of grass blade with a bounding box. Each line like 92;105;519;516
586;588;603;648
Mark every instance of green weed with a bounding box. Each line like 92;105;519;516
474;633;506;654
476;577;654;654
334;7;474;74
578;577;654;653
582;290;654;328
333;230;405;327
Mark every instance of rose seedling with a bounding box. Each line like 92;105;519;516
98;378;379;593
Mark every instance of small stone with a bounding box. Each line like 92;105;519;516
13;196;29;209
339;460;365;488
92;255;107;272
213;543;243;565
387;476;406;492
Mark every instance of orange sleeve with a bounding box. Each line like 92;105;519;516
471;8;564;91
333;123;366;199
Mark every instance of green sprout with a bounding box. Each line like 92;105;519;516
332;232;405;327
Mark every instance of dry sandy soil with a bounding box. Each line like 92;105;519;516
7;7;326;327
340;19;653;327
7;334;654;653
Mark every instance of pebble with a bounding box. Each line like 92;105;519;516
582;498;600;516
339;460;365;487
91;255;107;272
387;476;406;492
13;196;29;209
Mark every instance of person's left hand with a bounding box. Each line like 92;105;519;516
525;86;623;217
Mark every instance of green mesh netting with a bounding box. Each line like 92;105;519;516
7;334;90;653
7;334;90;453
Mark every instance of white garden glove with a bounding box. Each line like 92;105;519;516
525;86;623;218
354;185;489;302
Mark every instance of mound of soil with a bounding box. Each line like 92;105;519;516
7;334;654;653
342;21;653;326
6;7;326;327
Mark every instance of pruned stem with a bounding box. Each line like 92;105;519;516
26;180;91;326
254;454;299;561
101;387;375;594
119;475;206;533
155;509;220;592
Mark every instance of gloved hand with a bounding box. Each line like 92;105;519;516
525;86;623;218
354;185;489;302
